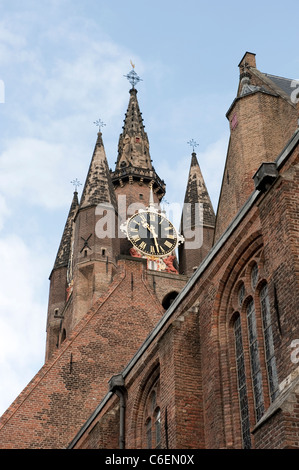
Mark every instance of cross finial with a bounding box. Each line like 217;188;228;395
94;118;106;132
71;178;82;192
187;139;199;153
124;62;142;89
240;61;248;73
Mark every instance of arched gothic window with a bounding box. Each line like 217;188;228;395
144;380;161;449
234;314;251;449
246;298;264;421
260;284;279;401
231;257;279;448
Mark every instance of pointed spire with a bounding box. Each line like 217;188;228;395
80;131;117;210
53;191;79;269
183;151;215;228
115;88;153;171
179;150;216;275
111;68;166;201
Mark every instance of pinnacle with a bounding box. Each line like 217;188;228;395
80;132;117;210
183;152;216;228
115;87;153;171
53;191;79;270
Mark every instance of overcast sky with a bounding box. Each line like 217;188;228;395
0;0;298;416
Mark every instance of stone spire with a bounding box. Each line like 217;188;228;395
80;131;117;210
115;87;153;171
183;152;216;228
111;83;165;201
179;151;215;276
53;190;79;270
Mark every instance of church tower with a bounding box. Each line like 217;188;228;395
45;130;119;360
46;190;79;359
110;70;165;255
2;52;298;451
45;66;186;361
214;51;298;240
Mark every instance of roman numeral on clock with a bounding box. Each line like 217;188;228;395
139;241;147;250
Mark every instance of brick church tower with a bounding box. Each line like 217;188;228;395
45;70;190;363
1;54;298;450
0;65;194;449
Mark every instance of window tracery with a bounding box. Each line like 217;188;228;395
144;379;161;449
230;251;279;447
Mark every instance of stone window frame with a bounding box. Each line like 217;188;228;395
131;362;161;449
230;252;279;446
143;379;161;449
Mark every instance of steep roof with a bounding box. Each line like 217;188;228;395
264;73;295;98
111;85;166;200
53;191;79;270
0;259;164;448
80;132;117;210
115;87;153;171
182;152;216;230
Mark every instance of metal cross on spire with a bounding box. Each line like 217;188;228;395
124;61;143;89
187;139;199;152
94;118;106;132
70;178;82;192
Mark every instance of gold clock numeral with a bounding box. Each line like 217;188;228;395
150;245;155;254
167;234;175;239
139;241;147;250
131;235;141;242
164;240;173;249
130;227;139;233
150;213;156;222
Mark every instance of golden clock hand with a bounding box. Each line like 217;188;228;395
153;236;159;252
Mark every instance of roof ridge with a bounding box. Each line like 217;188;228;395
264;72;294;81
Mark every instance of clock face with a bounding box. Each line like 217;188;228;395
127;210;178;257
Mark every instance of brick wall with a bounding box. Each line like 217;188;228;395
215;79;297;241
0;258;165;448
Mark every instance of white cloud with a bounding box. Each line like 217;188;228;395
158;135;228;212
0;194;10;230
0;138;85;209
0;234;47;416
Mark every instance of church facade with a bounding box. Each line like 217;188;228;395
0;52;299;449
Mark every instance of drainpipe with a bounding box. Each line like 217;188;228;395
109;373;126;449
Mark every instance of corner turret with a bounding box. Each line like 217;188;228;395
179;149;215;276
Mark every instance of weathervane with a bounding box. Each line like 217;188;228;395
124;61;143;89
94;118;106;132
71;178;82;192
187;139;199;152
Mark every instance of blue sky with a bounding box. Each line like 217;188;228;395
0;0;298;416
